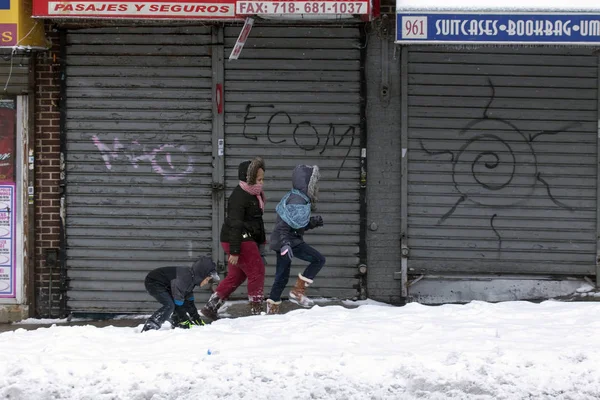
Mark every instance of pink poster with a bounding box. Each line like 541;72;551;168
0;184;15;297
0;108;15;183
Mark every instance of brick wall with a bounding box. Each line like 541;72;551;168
34;24;63;318
379;0;395;16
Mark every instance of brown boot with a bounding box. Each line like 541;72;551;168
289;274;314;308
201;292;224;321
249;300;263;315
266;299;281;315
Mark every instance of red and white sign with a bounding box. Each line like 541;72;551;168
33;0;372;18
42;1;235;17
237;1;368;15
229;17;253;60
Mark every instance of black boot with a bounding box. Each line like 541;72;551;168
201;292;224;321
141;319;160;332
170;313;183;329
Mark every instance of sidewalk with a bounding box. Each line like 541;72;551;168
0;298;367;333
4;291;597;334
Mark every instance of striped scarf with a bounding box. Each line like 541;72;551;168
239;181;265;211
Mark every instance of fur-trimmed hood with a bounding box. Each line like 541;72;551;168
238;156;265;185
292;165;320;203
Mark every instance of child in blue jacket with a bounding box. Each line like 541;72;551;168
266;164;326;314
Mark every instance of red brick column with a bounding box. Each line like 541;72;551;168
34;24;62;318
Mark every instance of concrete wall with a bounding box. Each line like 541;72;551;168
365;18;404;304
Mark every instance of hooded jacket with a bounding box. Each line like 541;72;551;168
270;165;320;252
220;157;266;255
145;256;218;306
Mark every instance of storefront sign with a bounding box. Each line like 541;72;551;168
0;0;46;48
0;184;15;298
33;0;371;18
0;24;16;46
397;13;600;44
42;1;235;17
236;1;368;15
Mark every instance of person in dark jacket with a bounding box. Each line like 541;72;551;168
266;164;325;315
201;156;267;320
141;256;220;332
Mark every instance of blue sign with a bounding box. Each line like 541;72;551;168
396;13;600;44
0;0;8;10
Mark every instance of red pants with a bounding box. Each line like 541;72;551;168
216;241;265;303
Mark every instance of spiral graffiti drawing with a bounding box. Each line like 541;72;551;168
420;78;581;250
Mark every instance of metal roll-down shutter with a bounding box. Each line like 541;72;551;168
0;51;30;95
65;26;214;313
407;46;597;277
223;24;364;299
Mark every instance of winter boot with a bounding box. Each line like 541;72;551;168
201;292;224;321
249;300;263;315
289;274;314;307
141;319;160;332
170;312;184;329
266;299;281;315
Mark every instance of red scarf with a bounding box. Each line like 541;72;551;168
239;181;265;211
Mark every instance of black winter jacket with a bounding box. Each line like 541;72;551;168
220;185;266;255
145;256;216;306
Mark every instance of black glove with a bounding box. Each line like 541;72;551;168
184;300;198;316
174;305;188;321
309;215;324;228
258;244;267;266
183;300;204;324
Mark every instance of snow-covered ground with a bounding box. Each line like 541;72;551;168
1;300;600;400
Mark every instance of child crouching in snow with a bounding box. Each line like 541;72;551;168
266;164;326;315
142;256;220;332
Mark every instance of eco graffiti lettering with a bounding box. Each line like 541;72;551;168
242;104;358;178
420;79;581;251
91;135;194;181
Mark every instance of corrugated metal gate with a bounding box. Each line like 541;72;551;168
0;51;30;95
64;27;214;312
223;24;364;299
406;47;597;276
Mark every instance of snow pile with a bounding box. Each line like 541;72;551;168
12;317;92;325
576;283;595;293
1;301;600;399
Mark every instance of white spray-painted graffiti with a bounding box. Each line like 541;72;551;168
91;135;194;181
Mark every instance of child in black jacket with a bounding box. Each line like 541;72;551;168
201;157;267;320
142;256;220;332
